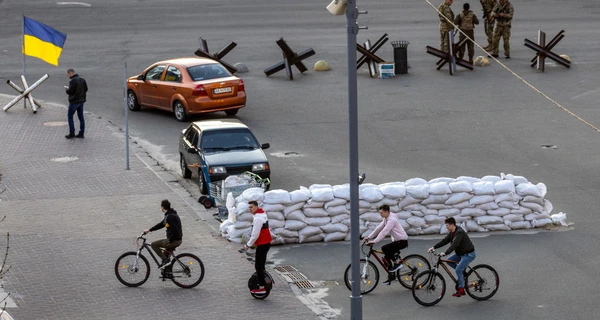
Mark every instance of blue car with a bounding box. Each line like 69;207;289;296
179;119;271;194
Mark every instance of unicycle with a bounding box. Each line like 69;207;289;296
248;271;274;299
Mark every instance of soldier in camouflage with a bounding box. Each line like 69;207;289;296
490;0;514;58
480;0;495;50
438;0;455;53
454;3;479;64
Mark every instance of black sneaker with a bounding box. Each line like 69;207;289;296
65;134;75;139
75;133;84;138
383;274;396;285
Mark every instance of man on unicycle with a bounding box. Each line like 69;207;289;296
244;201;272;295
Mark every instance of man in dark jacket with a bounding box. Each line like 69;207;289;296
428;217;476;297
144;199;183;269
64;69;88;139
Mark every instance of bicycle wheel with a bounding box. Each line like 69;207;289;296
170;253;205;288
344;259;379;294
397;254;431;289
249;272;274;299
115;252;150;287
412;271;446;307
465;264;499;301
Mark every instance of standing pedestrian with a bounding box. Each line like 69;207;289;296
454;3;479;64
490;0;514;58
64;68;87;139
480;0;495;50
438;0;455;53
245;201;272;295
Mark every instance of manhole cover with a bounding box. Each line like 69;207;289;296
271;152;301;158
51;156;79;163
43;121;68;126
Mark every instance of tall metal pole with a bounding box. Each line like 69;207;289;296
124;62;130;170
22;14;27;109
346;1;362;319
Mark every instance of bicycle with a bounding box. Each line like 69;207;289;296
344;242;431;294
115;233;205;288
411;252;499;306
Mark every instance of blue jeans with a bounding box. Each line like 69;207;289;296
446;251;476;289
68;102;85;135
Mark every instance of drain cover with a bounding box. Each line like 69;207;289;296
274;265;314;289
274;265;298;273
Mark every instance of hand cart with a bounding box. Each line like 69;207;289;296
198;171;270;209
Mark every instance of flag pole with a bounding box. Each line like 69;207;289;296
22;14;27;109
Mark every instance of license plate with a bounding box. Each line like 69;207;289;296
213;87;232;94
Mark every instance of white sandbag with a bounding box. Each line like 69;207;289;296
503;174;528;185
406;184;430;199
283;202;305;215
379;182;406;198
269;219;285;229
457;176;481;184
359;184;384;202
270;236;286;245
445;192;473;205
324;232;348;242
304;199;325;208
429;182;452;195
289;186;312;203
332;184;351;200
403;204;428;212
508;221;532;229
219;220;233;233
524;213;550;221
266;211;285;220
309;184;332;191
465;220;487;232
406;228;422;236
405;177;428;186
236;202;250;215
237;212;254;222
543;199;553;214
481;223;511;231
284;237;299;244
373;197;399;207
263;189;292;204
439;208;461;217
510;207;533;215
487;208;511;217
326;205;350;216
311;187;334;202
426;209;439;215
360;212;383;223
398;219;410;229
472;181;496;195
301;234;325;243
241;187;265;202
476;202;499;211
515;183;543;197
522;195;544;205
421;194;451;205
497;201;521;210
475;215;503;225
429;177;456;184
406;216;427;228
469;195;494;205
298;225;322;239
424;215;446;224
264;203;286;213
228;226;252;239
304;207;329;217
398;196;421;208
426;204;453;210
481;175;502;182
285;210;307;222
503;214;525;222
324;198;348;209
409;209;427;217
537;183;547;197
321;223;349;233
285;219;307;231
550;212;568;226
532;218;552;227
453;201;474;209
452;215;470;223
421;225;442;234
519;201;544;213
358;200;373;208
273;228;299;238
396;211;412;219
449;180;473;193
494;180;516;194
494;193;519;203
306;216;331;226
332;213;350;224
460;207;486;217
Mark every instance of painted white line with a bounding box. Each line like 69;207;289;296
56;2;92;7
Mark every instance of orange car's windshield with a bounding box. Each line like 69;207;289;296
188;64;231;81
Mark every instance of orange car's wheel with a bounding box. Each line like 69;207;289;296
225;109;239;116
174;101;188;122
127;90;141;111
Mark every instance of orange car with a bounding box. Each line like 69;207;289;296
127;57;246;121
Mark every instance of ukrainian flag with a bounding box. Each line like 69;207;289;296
22;17;67;66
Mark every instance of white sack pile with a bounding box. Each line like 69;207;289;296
220;174;565;244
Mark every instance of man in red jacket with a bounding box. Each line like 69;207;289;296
244;201;272;294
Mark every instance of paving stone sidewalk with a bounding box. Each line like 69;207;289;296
0;95;324;319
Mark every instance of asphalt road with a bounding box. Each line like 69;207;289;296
1;0;599;319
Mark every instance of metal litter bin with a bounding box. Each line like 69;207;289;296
391;41;410;74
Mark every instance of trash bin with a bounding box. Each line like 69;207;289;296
391;41;410;75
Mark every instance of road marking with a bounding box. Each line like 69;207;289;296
56;2;91;7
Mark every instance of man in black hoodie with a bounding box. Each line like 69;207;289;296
428;217;476;297
64;68;88;139
144;199;183;269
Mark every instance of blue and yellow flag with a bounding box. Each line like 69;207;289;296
22;17;67;66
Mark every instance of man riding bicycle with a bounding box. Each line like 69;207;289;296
428;217;476;297
363;204;409;285
144;199;183;269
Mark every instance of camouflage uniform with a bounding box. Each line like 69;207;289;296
454;9;479;63
480;0;495;49
438;1;455;52
491;0;514;57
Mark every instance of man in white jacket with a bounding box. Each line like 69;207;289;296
363;204;409;285
244;201;272;294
